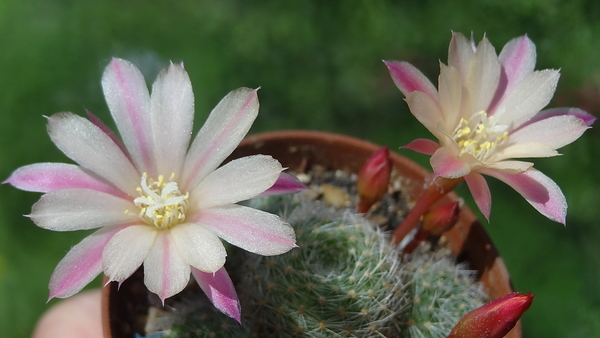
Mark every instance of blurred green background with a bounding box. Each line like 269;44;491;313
1;0;599;337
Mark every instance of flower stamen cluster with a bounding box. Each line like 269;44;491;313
452;111;508;160
133;172;189;229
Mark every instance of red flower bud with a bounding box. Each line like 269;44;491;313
356;146;392;213
447;292;534;338
422;201;460;235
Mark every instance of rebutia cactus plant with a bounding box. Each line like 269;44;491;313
156;193;487;338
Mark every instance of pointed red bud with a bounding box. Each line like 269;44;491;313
447;292;534;338
422;201;460;235
356;146;392;213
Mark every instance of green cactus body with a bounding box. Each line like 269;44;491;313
157;194;486;338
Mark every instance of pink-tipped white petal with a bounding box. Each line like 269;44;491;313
150;63;194;176
194;155;282;209
405;91;445;140
464;172;492;221
402;138;440;155
480;168;567;224
48;224;131;299
384;60;439;101
30;189;136;231
498;35;536;94
182;88;259;190
192;204;296;256
448;32;475;79
102;58;154;174
47;112;140;194
192;267;241;323
86;110;131;160
527;107;596;127
509;115;589;150
103;225;157;282
170;223;226;273
4;163;126;198
494;69;560;127
259;172;308;197
430;147;471;179
143;231;191;302
466;37;501;114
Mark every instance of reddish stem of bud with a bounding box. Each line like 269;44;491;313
391;176;463;244
402;201;461;255
447;292;534;338
356;146;392;213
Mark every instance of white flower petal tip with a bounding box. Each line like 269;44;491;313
259;172;308;197
388;33;591;221
192;267;241;323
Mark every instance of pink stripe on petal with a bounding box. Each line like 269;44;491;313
102;58;154;174
5;163;128;198
464;172;491;221
402;138;440;155
192;267;241;323
143;231;191;303
430;147;471;179
183;88;259;190
86;110;131;161
258;172;308;197
498;35;536;94
384;60;439;101
523;107;596;128
480;168;567;224
49;223;132;299
193;205;296;256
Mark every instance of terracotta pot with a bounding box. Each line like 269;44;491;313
102;130;520;338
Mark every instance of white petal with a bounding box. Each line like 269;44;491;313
103;225;157;282
193;155;282;209
494;69;560;127
47;112;140;194
144;231;191;301
170;223;226;273
509;115;589;150
438;64;463;128
102;58;155;174
448;32;475;79
182;88;259;190
491;142;559;161
405;91;445;140
30;189;136;231
150;62;194;176
466;36;501;114
192;204;296;256
484;160;534;174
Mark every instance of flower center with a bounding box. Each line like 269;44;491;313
452;111;509;161
132;173;189;229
